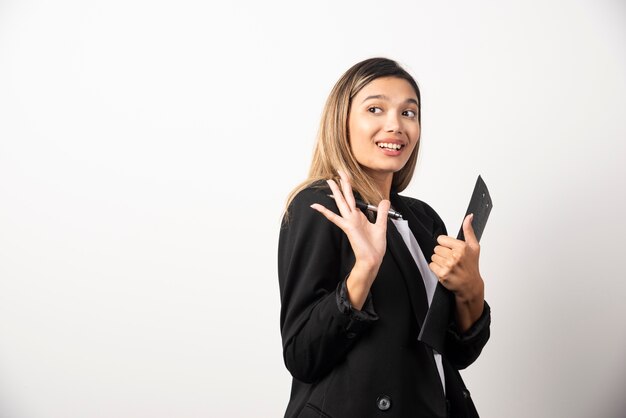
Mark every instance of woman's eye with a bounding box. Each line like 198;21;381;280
403;109;417;118
368;106;382;114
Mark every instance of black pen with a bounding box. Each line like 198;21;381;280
327;195;403;220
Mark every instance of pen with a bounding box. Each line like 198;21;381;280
327;195;403;220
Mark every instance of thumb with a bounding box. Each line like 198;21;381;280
463;213;479;245
375;200;391;228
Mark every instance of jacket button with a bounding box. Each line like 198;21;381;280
462;389;471;399
376;395;391;411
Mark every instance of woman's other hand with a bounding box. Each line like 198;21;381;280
429;214;485;332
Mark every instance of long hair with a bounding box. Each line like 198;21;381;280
284;57;421;214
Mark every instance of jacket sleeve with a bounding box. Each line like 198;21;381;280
420;199;492;370
278;187;378;384
445;301;491;370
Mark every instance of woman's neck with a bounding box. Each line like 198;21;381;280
366;171;393;200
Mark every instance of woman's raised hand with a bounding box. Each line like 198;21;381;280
310;170;390;300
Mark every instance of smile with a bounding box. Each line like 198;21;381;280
377;142;404;150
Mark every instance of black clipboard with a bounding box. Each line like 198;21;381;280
418;175;493;353
457;175;492;242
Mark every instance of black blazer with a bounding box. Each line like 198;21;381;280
278;184;490;418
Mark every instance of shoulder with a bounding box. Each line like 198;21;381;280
279;181;343;250
281;181;340;230
395;193;447;235
289;181;334;211
283;181;339;222
397;194;442;220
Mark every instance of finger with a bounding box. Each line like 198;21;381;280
433;245;452;258
310;203;347;229
337;168;352;182
436;234;463;249
429;262;454;287
326;179;351;216
462;213;479;247
428;261;444;279
338;169;356;209
430;253;451;270
375;199;391;228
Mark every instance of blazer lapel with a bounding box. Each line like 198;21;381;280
386;219;430;329
390;194;454;354
391;195;439;259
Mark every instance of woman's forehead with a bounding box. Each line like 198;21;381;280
355;77;419;103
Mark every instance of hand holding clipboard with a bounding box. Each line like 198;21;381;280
418;175;493;352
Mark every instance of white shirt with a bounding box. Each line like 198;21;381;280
392;218;446;394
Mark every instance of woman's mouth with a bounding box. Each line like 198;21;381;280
377;142;404;151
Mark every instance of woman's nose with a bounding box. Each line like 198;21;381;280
384;112;402;133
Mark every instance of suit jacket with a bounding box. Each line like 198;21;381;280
278;184;491;418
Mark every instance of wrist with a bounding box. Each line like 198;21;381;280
454;277;485;305
352;259;380;284
453;279;485;332
345;260;380;311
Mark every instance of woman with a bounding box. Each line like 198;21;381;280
278;58;490;418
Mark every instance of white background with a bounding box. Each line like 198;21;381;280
1;1;625;417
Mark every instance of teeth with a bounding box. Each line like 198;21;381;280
377;142;402;150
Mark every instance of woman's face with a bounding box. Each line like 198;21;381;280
348;76;420;185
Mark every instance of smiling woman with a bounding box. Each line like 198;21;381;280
277;58;491;418
348;77;421;197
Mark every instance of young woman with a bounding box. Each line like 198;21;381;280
278;58;491;418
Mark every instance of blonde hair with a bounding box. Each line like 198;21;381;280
285;57;421;214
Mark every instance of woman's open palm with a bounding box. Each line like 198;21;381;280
310;170;390;270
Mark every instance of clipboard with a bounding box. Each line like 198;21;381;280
418;175;493;353
457;175;492;242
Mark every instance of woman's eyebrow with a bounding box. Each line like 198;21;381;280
361;94;419;106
